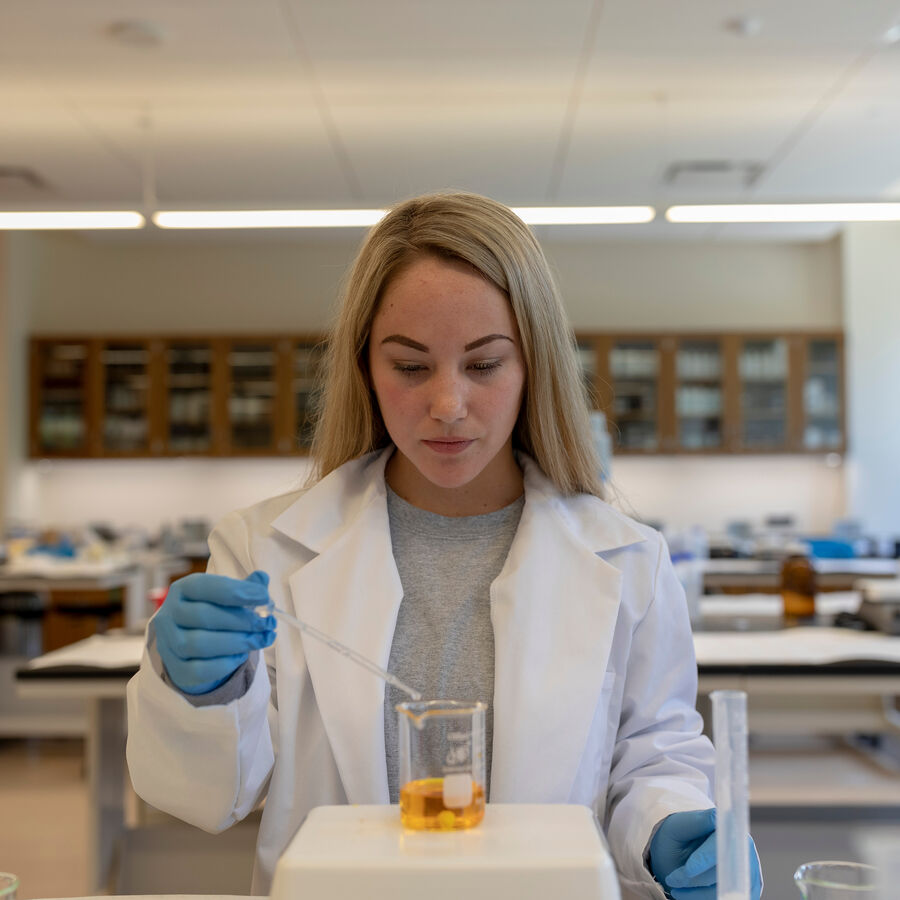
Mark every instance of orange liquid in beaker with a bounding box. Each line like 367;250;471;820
399;777;485;830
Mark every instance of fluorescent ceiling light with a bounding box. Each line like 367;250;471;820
0;211;145;229
153;209;386;229
666;203;900;223
513;206;655;225
153;206;657;229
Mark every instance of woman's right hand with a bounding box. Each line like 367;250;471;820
153;570;277;695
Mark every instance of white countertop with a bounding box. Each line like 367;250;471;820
15;594;900;675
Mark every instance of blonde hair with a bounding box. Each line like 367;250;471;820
310;190;604;497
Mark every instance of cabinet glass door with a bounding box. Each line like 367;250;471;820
676;340;723;450
610;340;659;450
739;338;788;449
803;339;842;450
102;343;149;453
228;343;276;451
167;344;213;453
36;342;89;453
294;342;325;449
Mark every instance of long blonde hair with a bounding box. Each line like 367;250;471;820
309;191;604;497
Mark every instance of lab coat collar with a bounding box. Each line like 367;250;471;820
516;452;647;555
269;446;649;805
271;447;393;554
271;446;647;557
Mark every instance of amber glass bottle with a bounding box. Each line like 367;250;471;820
780;545;816;623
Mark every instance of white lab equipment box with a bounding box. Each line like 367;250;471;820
270;803;621;900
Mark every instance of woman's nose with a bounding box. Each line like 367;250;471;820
429;372;467;422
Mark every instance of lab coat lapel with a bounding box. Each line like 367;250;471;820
273;450;402;805
490;459;645;801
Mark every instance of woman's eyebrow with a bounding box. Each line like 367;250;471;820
379;333;513;352
380;334;428;351
464;334;513;351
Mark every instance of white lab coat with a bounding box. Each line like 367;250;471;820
127;448;714;899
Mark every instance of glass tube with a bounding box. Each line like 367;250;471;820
711;690;750;900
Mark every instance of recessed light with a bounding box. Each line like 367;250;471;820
723;15;763;38
105;20;166;48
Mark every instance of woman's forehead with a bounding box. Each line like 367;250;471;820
373;262;515;332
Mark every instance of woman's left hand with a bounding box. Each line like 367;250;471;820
648;808;762;900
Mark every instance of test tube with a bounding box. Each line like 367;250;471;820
711;690;750;900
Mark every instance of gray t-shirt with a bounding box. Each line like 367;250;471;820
383;486;524;802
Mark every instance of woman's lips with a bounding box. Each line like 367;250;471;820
422;439;474;455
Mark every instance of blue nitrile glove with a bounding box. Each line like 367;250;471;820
649;808;762;900
154;570;276;695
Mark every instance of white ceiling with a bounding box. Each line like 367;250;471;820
2;0;900;240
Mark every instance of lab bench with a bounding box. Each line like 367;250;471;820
15;597;900;894
701;557;899;594
0;557;188;738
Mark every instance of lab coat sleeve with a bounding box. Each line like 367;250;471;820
126;510;276;833
604;532;715;899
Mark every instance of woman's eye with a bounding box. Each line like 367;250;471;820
470;360;502;374
394;363;427;376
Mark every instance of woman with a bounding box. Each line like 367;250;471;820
127;191;761;900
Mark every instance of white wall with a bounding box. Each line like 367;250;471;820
24;453;845;537
22;457;312;533
610;455;845;534
842;223;900;538
549;239;842;331
11;231;846;534
28;233;358;334
28;232;843;333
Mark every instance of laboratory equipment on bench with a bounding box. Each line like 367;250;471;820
781;544;816;623
269;804;621;900
712;689;750;900
396;699;486;830
855;579;900;635
268;604;422;699
793;861;878;899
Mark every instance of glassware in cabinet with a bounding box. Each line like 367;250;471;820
34;341;90;453
166;343;213;453
228;343;277;452
738;338;788;450
101;342;150;453
609;340;659;451
676;339;723;450
802;338;843;451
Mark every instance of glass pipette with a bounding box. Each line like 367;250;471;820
267;605;423;701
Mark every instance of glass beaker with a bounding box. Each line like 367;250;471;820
0;873;18;900
396;699;486;830
794;861;879;899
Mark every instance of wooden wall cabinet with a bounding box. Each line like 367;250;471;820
30;331;843;458
577;331;845;456
30;335;325;459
